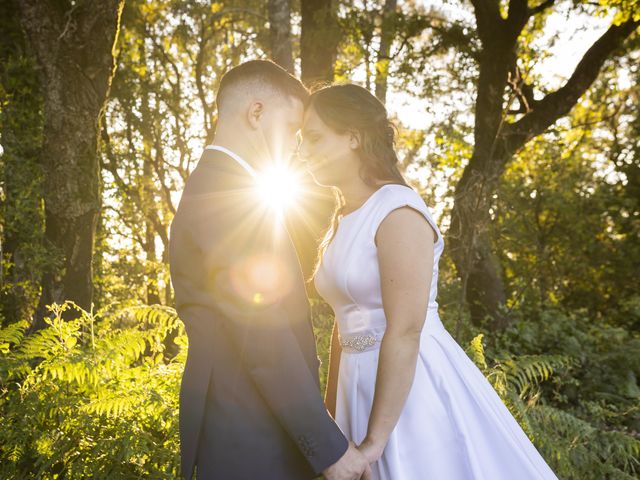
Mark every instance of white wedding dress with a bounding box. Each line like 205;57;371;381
314;184;558;480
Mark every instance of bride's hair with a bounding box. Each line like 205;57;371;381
305;83;409;282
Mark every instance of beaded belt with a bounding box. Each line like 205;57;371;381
339;333;382;353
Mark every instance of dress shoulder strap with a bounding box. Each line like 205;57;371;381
367;185;443;245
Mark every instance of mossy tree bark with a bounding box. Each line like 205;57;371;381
17;0;124;330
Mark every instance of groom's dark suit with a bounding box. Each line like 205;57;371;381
169;148;348;479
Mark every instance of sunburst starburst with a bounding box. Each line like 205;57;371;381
255;164;302;215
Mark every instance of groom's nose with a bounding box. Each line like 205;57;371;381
294;135;304;162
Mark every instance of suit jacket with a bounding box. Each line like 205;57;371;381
169;148;348;479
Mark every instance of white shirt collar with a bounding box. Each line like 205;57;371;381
204;145;257;178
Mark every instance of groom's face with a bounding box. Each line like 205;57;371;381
257;95;305;164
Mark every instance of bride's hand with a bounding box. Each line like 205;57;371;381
357;437;385;464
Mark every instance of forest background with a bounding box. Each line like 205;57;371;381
0;0;639;478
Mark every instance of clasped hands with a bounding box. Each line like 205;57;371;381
323;437;385;480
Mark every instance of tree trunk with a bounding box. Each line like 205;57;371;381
448;150;511;330
143;162;161;306
17;0;124;330
268;0;294;73
139;32;161;306
453;0;639;330
300;0;341;86
448;35;515;331
374;0;397;104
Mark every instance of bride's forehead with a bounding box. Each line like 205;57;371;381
302;107;323;127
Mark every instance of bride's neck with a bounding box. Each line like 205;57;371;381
338;181;379;214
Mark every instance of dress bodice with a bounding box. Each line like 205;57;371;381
314;184;445;343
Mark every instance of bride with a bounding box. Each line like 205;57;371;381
298;83;558;479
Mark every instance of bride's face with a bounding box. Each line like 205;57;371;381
299;106;360;187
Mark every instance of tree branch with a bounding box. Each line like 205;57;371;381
101;126;170;250
504;0;532;41
503;18;640;153
528;0;556;16
507;65;537;113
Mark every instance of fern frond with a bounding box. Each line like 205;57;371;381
465;334;488;371
0;320;29;354
81;391;143;417
499;354;575;397
528;404;640;478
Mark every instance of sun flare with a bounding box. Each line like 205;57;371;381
255;164;302;215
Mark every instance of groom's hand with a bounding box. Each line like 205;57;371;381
322;442;371;480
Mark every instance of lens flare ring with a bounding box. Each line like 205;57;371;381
229;253;294;307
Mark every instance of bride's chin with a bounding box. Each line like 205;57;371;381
307;170;331;188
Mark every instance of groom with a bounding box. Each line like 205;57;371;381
169;60;370;479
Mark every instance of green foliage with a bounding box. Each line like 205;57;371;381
529;405;640;479
466;327;640;479
311;298;337;393
2;300;639;479
490;307;640;430
596;0;640;23
0;319;28;354
0;0;46;326
495;67;640;329
0;302;185;479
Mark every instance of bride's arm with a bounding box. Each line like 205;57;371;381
325;320;342;417
359;206;435;463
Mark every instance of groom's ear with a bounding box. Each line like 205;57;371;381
247;101;264;129
348;130;361;150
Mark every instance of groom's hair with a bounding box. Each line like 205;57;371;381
216;60;308;116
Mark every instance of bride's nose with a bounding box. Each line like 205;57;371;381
296;140;309;163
